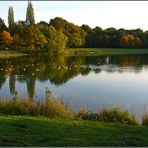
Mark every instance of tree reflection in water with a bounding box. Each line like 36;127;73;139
0;54;147;99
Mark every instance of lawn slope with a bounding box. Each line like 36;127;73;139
0;115;148;146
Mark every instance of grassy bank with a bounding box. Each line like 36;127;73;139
0;115;148;146
0;98;148;146
0;98;138;125
1;48;148;58
0;50;29;58
67;48;148;56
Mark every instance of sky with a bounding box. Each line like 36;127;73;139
0;1;148;31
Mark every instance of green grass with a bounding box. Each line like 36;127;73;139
67;48;148;56
0;115;148;146
0;98;147;146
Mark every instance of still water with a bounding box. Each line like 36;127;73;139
0;54;148;114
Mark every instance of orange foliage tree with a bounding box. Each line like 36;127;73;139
2;30;13;48
119;34;141;48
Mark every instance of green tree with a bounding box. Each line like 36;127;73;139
81;24;92;34
26;1;35;25
13;21;27;48
142;31;148;48
85;26;103;47
50;17;66;31
8;6;15;34
0;18;7;33
44;26;68;55
50;17;86;48
55;31;68;54
0;18;8;47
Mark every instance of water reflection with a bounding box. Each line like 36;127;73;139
0;54;148;100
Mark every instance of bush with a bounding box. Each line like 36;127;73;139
40;98;71;118
0;97;139;125
76;107;97;120
98;106;137;125
0;98;71;119
76;106;138;125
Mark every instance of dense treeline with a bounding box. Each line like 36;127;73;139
0;1;148;55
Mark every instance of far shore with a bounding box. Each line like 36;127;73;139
1;48;148;58
0;50;29;58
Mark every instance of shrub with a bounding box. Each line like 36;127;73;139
76;107;97;120
0;98;71;119
142;108;148;126
40;98;71;118
98;106;138;125
0;97;139;125
76;105;138;125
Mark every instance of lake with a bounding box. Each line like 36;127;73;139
0;54;148;115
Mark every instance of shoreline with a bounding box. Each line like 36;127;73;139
1;48;148;58
0;50;29;58
67;48;148;56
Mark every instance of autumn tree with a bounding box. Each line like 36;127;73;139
119;34;141;48
12;34;21;49
2;30;13;48
26;1;35;25
25;25;47;51
134;36;141;47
